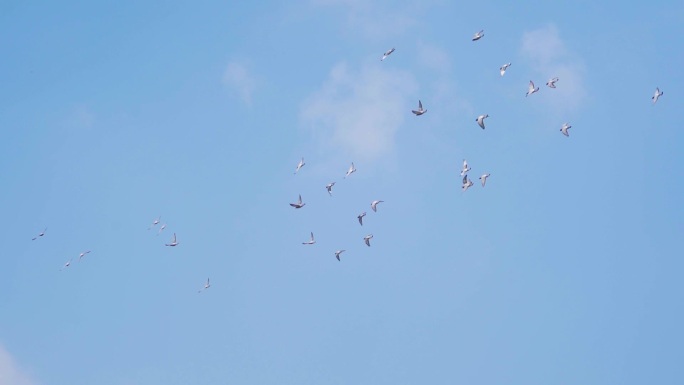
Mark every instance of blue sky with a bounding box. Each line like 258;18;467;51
1;1;682;384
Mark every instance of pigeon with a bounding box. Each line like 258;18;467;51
358;212;366;226
32;228;47;241
371;200;384;212
325;182;336;196
294;157;305;174
476;114;489;129
78;250;91;261
344;162;356;178
60;259;72;271
560;122;572;137
148;217;160;230
652;87;663;104
412;100;427;116
302;232;316;245
526;80;540;97
500;63;511;76
472;30;484;41
460;159;471;176
479;173;490;187
363;234;374;247
381;48;395;61
546;77;559;88
198;278;211;293
165;233;179;247
335;249;346;261
462;175;474;192
157;223;167;236
290;194;306;209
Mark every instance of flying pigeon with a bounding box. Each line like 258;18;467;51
476;114;489;129
294;158;305;174
157;223;167;236
500;63;511;76
325;182;336;196
479;173;490;187
652;87;663;104
358;212;366;226
472;30;484;41
31;228;47;241
381;48;395;61
371;200;384;212
60;259;72;271
412;100;427;116
198;278;211;293
335;249;346;261
290;194;306;209
78;250;91;261
462;175;474;192
363;234;374;247
460;159;471;176
148;217;160;230
546;77;559;88
344;162;356;178
560;122;572;137
526;80;540;97
165;233;179;247
302;232;316;245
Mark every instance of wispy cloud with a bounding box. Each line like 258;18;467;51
0;345;39;385
520;24;587;113
222;60;257;106
300;62;418;163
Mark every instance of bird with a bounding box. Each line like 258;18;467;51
294;157;305;174
290;194;306;209
652;87;663;104
335;249;346;261
157;223;167;236
412;100;427;116
31;228;47;240
462;175;474;192
526;80;540;97
381;48;395;61
78;250;91;261
358;212;366;226
198;278;211;293
302;232;316;245
500;63;511;76
560;122;572;137
546;77;559;88
472;30;484;41
325;182;336;196
363;234;374;247
344;162;356;178
148;217;160;230
371;200;384;212
60;259;72;271
479;173;490;187
165;233;179;247
476;114;489;129
460;159;471;176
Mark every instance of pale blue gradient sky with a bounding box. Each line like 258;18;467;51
1;1;682;384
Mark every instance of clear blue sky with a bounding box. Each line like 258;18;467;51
1;1;682;384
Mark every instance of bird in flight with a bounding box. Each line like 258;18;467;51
472;30;484;41
371;200;384;212
476;114;489;129
60;259;72;271
344;162;356;178
363;234;374;247
335;249;345;261
358;212;366;226
652;87;663;104
460;159;471;176
148;216;160;230
157;223;167;236
198;278;211;293
294;158;305;174
546;77;559;88
302;232;316;245
462;175;474;192
411;100;427;116
381;48;395;61
479;173;490;187
32;228;47;241
325;182;336;196
560;122;572;137
78;250;91;261
500;63;511;76
526;80;540;97
165;233;179;247
290;194;306;209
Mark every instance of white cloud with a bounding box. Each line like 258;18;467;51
300;62;418;163
0;345;39;385
222;60;256;106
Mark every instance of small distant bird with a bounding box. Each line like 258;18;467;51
157;223;167;236
460;159;471;176
371;200;384;212
652;87;663;104
526;80;540;97
302;232;316;245
412;100;427;116
363;234;374;247
358;212;366;226
546;77;559;88
560;122;572;137
344;162;356;178
294;158;305;174
381;48;395;61
500;63;511;76
61;259;72;271
479;173;490;187
148;216;160;230
335;249;346;261
462;175;474;192
198;278;211;293
476;114;489;129
78;250;91;261
325;182;336;196
290;194;306;209
472;30;484;41
165;233;179;247
32;228;47;241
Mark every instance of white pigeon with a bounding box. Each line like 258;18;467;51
335;249;346;261
290;194;306;209
302;232;316;245
472;30;484;41
525;80;540;97
157;223;167;236
371;200;384;212
294;157;305;174
412;100;427;116
363;234;374;247
500;63;511;76
546;77;559;88
165;233;179;247
381;48;395;61
60;258;72;271
198;278;211;293
344;162;356;178
560;122;572;137
325;182;336;196
652;87;663;104
358;212;366;226
476;114;489;129
479;173;490;187
32;227;47;241
78;250;91;261
462;175;474;192
148;217;160;230
460;159;471;176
